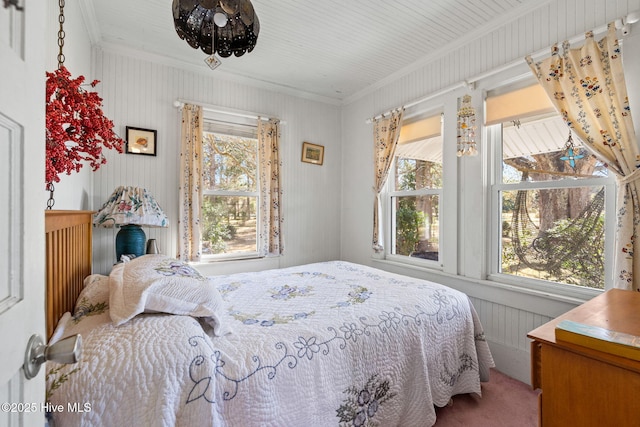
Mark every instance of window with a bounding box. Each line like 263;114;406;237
201;119;260;259
388;113;442;263
488;83;614;290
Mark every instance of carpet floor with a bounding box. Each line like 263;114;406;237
433;368;540;426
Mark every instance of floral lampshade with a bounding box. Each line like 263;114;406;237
94;186;169;228
94;186;169;260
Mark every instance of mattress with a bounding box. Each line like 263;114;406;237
47;260;494;426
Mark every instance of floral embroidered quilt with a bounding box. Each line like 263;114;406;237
47;261;494;426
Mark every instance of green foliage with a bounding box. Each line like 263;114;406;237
396;198;425;255
540;215;605;288
502;220;511;237
501;240;517;270
201;197;235;254
202;133;257;192
502;193;516;212
396;158;442;190
393;158;438;256
201;131;258;255
502;214;605;289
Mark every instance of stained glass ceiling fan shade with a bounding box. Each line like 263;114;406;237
172;0;260;58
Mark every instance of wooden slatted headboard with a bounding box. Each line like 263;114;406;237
45;210;94;339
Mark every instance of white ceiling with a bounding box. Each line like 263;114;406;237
83;0;539;102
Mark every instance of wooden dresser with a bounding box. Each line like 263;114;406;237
527;289;640;427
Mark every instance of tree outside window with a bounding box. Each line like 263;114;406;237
201;131;259;256
387;112;443;263
496;115;610;289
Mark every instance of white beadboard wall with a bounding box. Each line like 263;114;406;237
340;0;640;383
43;0;94;210
45;0;640;384
90;49;342;275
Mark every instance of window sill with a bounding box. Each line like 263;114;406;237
485;272;603;301
198;252;263;263
383;253;443;270
191;255;281;276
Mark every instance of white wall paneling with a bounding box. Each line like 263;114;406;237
91;49;342;275
341;0;640;382
43;1;94;210
41;0;640;384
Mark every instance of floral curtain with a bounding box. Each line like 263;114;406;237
178;104;203;262
527;23;640;290
258;118;284;256
372;109;404;252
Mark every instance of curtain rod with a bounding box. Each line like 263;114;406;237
174;100;285;124
365;12;638;124
365;82;467;124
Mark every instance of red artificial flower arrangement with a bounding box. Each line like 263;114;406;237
45;66;124;184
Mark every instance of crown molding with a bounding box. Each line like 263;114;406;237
96;42;343;106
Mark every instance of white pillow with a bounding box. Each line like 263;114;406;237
75;274;110;313
109;254;229;335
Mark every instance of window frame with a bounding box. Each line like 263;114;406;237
486;123;617;298
200;118;262;261
386;169;443;268
383;109;445;270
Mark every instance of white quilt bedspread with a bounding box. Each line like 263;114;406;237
47;261;494;426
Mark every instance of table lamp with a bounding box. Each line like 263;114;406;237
94;186;169;261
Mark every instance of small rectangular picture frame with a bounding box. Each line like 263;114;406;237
126;126;157;156
301;142;324;165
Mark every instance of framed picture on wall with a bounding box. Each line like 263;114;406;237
301;142;324;165
126;126;157;156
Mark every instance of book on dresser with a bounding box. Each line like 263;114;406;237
555;319;640;362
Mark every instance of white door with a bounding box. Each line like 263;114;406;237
0;2;47;426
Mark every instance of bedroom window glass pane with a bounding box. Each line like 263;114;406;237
389;112;443;263
395;158;442;190
202;133;258;192
499;187;605;289
391;195;439;260
502;115;608;184
395;113;443;191
202;195;258;255
202;121;260;259
491;91;612;290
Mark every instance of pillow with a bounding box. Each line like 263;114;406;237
74;274;110;313
71;274;110;319
109;254;229;335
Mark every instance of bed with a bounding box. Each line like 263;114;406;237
45;210;494;426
